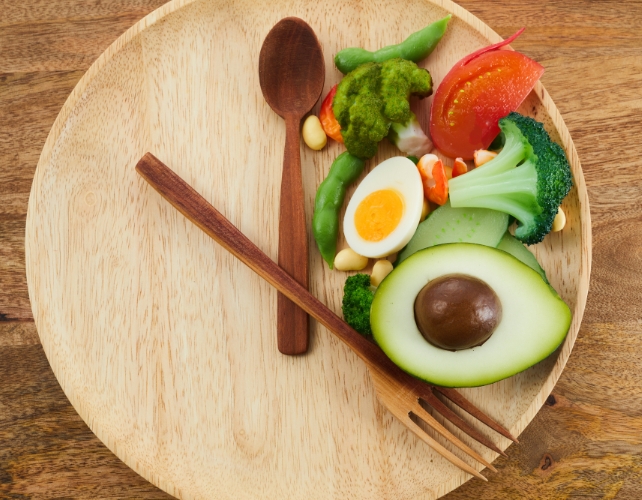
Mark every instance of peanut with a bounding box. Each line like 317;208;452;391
551;206;566;232
302;115;327;151
370;259;394;287
334;248;368;271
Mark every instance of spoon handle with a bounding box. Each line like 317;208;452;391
277;115;309;355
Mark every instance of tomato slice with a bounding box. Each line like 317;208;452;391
430;30;544;160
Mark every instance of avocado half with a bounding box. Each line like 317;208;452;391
371;243;571;387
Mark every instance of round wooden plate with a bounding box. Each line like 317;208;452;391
25;0;591;498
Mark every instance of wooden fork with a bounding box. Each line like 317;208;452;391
135;153;518;481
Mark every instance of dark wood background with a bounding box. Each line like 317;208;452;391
2;0;641;497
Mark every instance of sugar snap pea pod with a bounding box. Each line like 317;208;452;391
313;152;366;268
334;15;451;74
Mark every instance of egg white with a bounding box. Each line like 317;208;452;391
343;156;424;258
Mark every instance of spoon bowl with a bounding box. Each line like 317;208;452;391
259;18;325;355
259;18;325;118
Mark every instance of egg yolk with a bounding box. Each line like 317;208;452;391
354;189;405;242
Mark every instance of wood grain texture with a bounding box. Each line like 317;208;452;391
23;0;588;498
275;113;310;355
0;70;86;320
0;323;173;499
135;152;513;480
1;0;641;498
258;17;326;354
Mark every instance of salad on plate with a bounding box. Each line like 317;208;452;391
301;17;573;388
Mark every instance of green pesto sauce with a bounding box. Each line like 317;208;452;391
332;58;432;159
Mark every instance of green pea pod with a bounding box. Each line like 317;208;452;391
313;152;366;268
334;15;451;74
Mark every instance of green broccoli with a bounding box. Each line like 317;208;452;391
342;274;375;336
332;58;432;159
448;112;573;245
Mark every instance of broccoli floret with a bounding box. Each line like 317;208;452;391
342;274;375;336
332;59;432;159
448;112;573;245
388;112;433;157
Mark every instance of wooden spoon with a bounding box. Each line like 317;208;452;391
258;18;325;355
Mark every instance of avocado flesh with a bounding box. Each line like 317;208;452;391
371;243;571;387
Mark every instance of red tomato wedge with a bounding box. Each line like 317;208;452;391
430;29;544;159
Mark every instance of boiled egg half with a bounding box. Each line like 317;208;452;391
344;156;423;258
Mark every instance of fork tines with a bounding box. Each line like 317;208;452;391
406;384;520;480
432;386;519;444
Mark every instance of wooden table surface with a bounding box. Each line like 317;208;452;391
1;0;641;498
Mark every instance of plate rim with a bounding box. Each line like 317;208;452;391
25;0;592;498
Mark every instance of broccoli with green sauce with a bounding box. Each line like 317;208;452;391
342;274;375;336
448;112;573;245
332;58;432;159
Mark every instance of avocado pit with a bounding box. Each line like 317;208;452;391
414;274;502;350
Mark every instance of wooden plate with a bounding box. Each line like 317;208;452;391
25;0;591;498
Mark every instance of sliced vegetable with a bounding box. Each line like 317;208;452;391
452;157;468;178
396;199;509;264
448;112;573;245
334;15;451;74
319;84;343;143
456;29;525;69
496;232;548;283
372;243;571;387
416;154;448;205
430;29;544;159
474;149;498;167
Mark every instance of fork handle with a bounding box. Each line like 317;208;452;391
135;153;408;379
